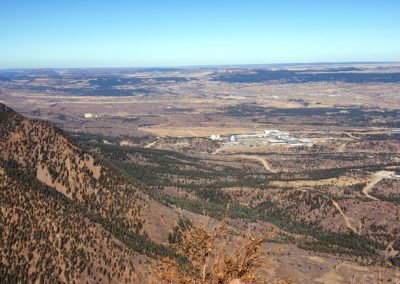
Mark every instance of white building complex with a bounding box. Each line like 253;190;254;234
211;129;313;147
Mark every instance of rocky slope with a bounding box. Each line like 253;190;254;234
0;103;178;282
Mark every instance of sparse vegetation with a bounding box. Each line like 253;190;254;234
158;216;289;284
1;62;400;282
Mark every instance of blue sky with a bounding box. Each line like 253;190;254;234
1;0;399;68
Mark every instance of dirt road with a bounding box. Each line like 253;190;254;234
346;133;362;140
295;186;359;234
331;200;359;234
144;141;157;148
237;154;278;173
362;171;395;201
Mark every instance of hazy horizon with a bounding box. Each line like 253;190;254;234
1;60;400;71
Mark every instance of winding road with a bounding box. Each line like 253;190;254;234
362;171;396;201
237;154;278;173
